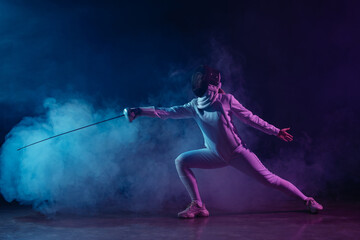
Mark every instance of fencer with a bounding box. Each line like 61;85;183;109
124;66;323;218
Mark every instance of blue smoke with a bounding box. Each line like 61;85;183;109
0;46;326;215
0;67;210;214
0;98;138;213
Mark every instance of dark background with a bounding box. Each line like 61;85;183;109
1;0;359;205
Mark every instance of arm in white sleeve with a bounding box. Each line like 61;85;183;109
230;95;280;136
139;100;195;120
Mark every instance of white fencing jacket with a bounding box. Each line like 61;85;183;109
140;90;279;161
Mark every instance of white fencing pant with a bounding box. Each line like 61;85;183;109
175;147;308;204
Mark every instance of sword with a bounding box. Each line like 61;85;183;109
17;114;125;151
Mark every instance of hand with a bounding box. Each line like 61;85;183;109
277;128;293;142
123;108;141;123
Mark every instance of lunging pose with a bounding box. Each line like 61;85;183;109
124;66;323;218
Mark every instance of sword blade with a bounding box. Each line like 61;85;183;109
17;114;125;151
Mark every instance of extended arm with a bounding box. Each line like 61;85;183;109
230;95;293;142
124;100;195;122
230;95;280;136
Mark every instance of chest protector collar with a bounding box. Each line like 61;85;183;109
197;83;222;109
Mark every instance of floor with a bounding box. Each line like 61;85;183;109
0;201;359;240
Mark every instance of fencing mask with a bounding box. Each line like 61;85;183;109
191;65;221;97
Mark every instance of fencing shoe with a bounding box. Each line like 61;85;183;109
178;201;209;219
305;197;323;213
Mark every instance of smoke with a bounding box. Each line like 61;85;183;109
0;66;207;214
1;1;359;217
0;44;329;216
1;98;132;213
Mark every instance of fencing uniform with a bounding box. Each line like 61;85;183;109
138;85;308;204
